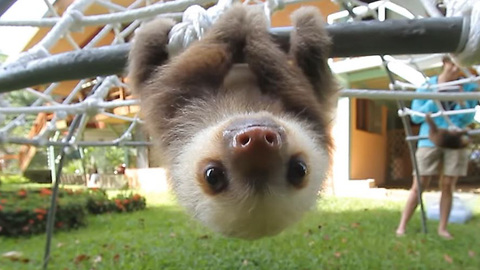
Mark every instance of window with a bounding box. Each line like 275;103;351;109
356;99;382;134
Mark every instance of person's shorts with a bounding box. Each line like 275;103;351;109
414;147;470;177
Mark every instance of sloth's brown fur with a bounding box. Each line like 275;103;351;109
425;114;470;149
129;5;337;163
128;4;339;239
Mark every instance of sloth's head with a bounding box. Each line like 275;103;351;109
169;111;330;239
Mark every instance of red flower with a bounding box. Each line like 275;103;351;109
17;190;27;197
34;208;48;215
40;188;52;196
0;205;3;211
28;219;34;224
37;214;44;220
55;221;63;228
0;199;7;204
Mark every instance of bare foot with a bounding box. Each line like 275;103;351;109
395;228;406;237
438;230;454;240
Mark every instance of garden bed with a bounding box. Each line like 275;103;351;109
0;187;146;237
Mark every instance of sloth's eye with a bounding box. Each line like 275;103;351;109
204;165;228;193
287;157;308;187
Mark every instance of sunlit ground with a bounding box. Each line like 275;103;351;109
1;190;479;270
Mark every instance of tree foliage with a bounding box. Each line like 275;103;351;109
62;146;127;175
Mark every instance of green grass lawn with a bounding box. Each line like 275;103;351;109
1;191;479;270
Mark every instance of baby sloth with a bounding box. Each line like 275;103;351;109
128;5;338;239
425;114;470;149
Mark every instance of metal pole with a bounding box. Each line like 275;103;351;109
42;115;82;269
380;56;428;234
0;17;466;93
0;0;17;17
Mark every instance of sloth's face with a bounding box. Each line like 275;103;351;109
170;112;330;239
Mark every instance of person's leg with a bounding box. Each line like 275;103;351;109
438;148;469;239
396;175;432;235
437;175;457;239
396;147;440;236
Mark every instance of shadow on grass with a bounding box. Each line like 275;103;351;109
0;196;479;270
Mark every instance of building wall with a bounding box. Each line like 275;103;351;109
329;97;351;192
349;98;388;186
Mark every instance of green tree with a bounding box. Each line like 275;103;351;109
62;146;127;175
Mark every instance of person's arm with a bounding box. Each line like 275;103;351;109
450;82;479;126
410;88;438;124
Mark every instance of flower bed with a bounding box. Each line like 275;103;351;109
86;189;147;214
0;187;146;237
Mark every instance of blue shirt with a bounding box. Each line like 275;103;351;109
410;76;478;148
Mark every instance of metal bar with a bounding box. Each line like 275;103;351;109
0;82;61;134
395;75;480;89
64;0;213;26
112;116;139;143
0;102;86;114
272;16;465;56
327;17;464;57
118;19;141;39
1;89;479;115
0;17;466;93
340;89;480;101
3;136;152;147
42;0;82;51
0;12;182;27
24;88;62;105
0;0;17;17
34;79;91;140
37;0;95;50
0;0;213;27
101;111;143;123
83;0;160;49
381;55;428;234
401;102;429;235
42;116;81;270
401;106;478;118
0;17;59;27
0;44;128;93
70;113;91;145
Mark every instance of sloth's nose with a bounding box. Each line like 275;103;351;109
233;127;282;153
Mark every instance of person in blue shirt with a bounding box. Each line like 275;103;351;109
396;55;478;239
